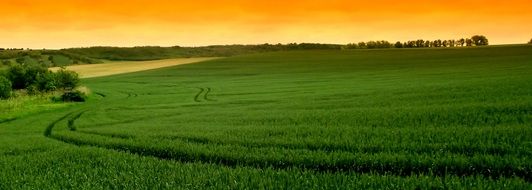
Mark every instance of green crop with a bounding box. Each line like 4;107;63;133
1;45;531;189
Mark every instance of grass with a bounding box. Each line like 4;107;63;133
0;92;72;123
0;45;531;188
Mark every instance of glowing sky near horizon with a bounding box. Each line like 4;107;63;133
1;0;531;49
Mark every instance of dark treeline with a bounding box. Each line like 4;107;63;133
62;43;345;61
346;35;489;49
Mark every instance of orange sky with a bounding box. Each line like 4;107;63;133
1;0;531;49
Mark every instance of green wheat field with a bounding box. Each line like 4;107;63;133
1;45;531;189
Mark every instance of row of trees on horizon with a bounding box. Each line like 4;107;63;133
346;35;489;49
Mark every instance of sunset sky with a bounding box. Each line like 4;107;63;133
1;0;531;49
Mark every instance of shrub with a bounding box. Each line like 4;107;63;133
23;64;48;85
1;59;10;66
35;72;57;92
6;63;48;90
55;69;80;90
6;64;26;89
60;90;87;102
0;76;12;99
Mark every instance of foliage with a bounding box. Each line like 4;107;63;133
471;35;489;46
59;90;87;102
528;38;532;44
6;64;28;89
35;72;57;92
54;69;80;90
394;41;403;48
6;63;47;89
61;44;344;61
0;76;11;99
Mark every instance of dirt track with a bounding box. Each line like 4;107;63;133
50;57;219;78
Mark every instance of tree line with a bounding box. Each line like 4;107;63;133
346;35;489;49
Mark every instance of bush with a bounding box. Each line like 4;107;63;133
55;69;80;90
60;90;87;102
6;63;47;89
35;72;57;92
24;64;48;85
6;64;26;89
0;76;12;99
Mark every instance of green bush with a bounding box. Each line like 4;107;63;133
6;64;26;89
55;69;80;90
0;76;12;99
6;63;48;89
60;90;87;102
35;72;57;92
24;64;47;84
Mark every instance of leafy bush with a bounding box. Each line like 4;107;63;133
23;64;48;85
6;63;48;89
59;90;87;102
35;72;57;92
55;69;80;90
6;64;27;89
0;76;12;99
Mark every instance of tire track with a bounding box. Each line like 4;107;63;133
194;87;216;102
194;88;205;102
67;111;88;131
46;128;532;181
44;111;532;181
204;87;216;101
44;111;77;137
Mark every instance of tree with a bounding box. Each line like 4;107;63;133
415;40;425;48
35;72;57;92
449;40;456;47
442;40;449;47
6;64;26;89
406;41;415;48
48;55;55;63
457;38;465;47
6;63;47;89
471;35;488;46
366;41;377;49
357;42;367;49
0;76;12;99
528;38;532;44
55;69;80;90
465;38;473;46
433;40;442;47
394;41;403;48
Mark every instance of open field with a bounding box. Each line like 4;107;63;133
50;57;219;78
1;45;531;188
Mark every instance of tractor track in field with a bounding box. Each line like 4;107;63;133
194;88;205;102
194;87;216;102
0;118;17;124
41;89;532;182
44;111;532;182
